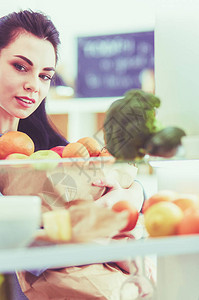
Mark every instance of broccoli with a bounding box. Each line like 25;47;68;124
103;89;186;161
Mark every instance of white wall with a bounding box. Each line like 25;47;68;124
0;0;156;83
155;0;199;135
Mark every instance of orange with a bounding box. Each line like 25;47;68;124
77;137;101;157
62;142;90;158
99;147;115;159
97;148;115;164
177;207;199;235
99;147;112;157
0;131;35;159
144;201;184;237
112;200;139;232
142;190;179;213
172;194;199;212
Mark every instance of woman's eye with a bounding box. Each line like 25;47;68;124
14;63;26;71
40;74;52;81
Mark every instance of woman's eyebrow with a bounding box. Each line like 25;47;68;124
14;55;55;72
43;67;55;72
14;55;33;66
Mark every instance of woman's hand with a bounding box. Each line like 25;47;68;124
92;177;145;273
92;178;144;212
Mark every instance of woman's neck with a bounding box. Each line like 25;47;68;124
0;110;19;134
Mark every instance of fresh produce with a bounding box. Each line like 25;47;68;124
0;131;35;159
144;126;186;158
177;207;199;235
99;147;113;157
89;147;115;166
143;190;199;237
142;190;179;213
0;133;108;161
112;200;139;232
144;201;184;237
103;89;186;160
0;131;113;171
172;194;199;212
62;142;90;158
5;153;29;160
43;209;72;241
29;150;61;170
77;137;101;157
50;146;65;157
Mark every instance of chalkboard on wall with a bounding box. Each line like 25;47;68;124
76;31;154;98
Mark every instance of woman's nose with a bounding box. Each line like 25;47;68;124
23;77;39;93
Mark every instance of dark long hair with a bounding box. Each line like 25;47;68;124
0;9;69;150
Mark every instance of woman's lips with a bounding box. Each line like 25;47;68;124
15;96;35;108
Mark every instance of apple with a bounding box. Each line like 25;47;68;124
112;201;139;232
5;153;29;160
29;150;61;170
50;146;65;157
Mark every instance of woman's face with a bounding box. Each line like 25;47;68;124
0;31;56;119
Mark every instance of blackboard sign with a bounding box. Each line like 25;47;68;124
76;31;154;98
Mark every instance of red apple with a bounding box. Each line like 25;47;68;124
112;201;139;232
50;146;65;157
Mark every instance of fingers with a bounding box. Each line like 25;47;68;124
95;189;124;208
92;179;106;187
95;193;114;208
92;177;121;190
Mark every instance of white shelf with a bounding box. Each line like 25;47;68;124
45;97;118;141
46;97;117;114
1;235;199;273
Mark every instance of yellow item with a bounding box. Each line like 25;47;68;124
144;202;183;237
43;210;72;241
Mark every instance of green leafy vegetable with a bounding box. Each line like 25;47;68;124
103;89;186;160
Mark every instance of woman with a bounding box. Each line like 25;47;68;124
0;9;68;150
0;8;144;208
0;9;145;299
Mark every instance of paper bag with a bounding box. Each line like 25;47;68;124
67;200;128;242
0;161;106;212
1;160;139;300
16;232;138;300
0;160;137;213
17;262;130;300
